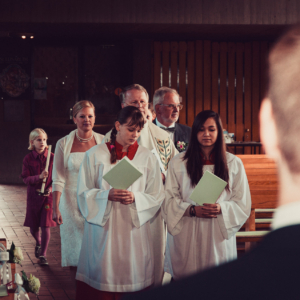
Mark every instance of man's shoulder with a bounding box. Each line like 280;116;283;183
148;121;170;139
175;122;192;132
125;226;300;300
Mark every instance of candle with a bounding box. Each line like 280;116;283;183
41;145;52;194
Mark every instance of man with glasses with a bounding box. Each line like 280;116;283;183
102;84;177;286
153;87;191;152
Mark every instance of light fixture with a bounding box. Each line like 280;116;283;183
21;35;26;39
30;36;34;39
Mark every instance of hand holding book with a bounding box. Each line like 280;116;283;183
108;189;135;205
194;203;221;218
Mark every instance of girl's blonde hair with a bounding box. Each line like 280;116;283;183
73;100;95;118
28;128;48;150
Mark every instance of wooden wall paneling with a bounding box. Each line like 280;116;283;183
252;42;260;147
211;42;219;114
179;41;187;125
4;0;300;25
244;42;252;154
153;42;162;91
150;42;154;98
227;42;236;135
162;42;170;87
203;41;212;110
195;41;204;114
170;42;179;90
187;42;195;127
235;43;244;154
259;41;269;154
260;42;269;102
219;42;227;131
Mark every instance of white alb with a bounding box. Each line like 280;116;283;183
76;144;165;292
163;152;251;280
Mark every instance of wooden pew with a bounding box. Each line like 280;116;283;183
235;155;278;251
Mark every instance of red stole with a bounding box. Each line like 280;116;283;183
200;152;215;165
106;141;139;160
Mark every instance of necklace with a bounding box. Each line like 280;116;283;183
75;130;93;143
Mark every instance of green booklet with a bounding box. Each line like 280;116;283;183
0;285;8;297
189;170;227;206
103;156;143;189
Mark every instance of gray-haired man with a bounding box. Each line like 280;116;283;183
153;87;191;152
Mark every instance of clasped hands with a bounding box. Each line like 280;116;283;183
194;203;221;218
108;188;135;205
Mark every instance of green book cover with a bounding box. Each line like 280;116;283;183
189;170;227;206
0;285;8;297
103;156;143;189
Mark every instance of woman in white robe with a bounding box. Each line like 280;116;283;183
76;106;164;299
163;110;251;280
52;100;103;267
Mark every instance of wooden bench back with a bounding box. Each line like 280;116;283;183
236;155;278;209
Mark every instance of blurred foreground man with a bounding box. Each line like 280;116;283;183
153;87;191;152
103;84;177;286
125;25;300;300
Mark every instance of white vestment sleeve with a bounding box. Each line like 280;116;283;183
52;139;66;193
77;152;112;226
162;158;190;236
217;158;251;240
130;158;165;228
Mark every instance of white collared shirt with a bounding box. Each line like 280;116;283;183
155;118;175;142
272;201;300;231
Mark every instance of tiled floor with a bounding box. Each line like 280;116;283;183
0;184;76;300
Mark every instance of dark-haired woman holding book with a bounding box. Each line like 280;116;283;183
163;110;251;280
75;106;164;299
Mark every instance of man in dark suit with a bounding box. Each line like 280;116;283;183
125;25;300;300
153;87;191;152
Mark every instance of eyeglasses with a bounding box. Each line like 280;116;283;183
124;101;148;108
158;104;183;110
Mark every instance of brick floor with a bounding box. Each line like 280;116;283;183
0;184;76;300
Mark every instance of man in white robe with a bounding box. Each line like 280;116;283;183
103;84;178;285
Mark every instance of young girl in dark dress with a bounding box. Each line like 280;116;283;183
21;128;56;265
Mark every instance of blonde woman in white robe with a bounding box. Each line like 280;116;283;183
163;110;251;280
52;100;103;268
76;106;164;300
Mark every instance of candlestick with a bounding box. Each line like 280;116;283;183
41;145;52;194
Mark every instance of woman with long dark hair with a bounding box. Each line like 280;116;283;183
75;106;164;299
163;110;251;280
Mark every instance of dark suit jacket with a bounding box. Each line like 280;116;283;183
125;224;300;300
153;119;191;148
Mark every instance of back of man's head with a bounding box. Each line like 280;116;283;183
267;25;300;173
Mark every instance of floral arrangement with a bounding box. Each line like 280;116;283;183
7;242;24;265
176;141;188;152
21;271;41;295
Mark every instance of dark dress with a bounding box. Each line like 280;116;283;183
21;149;56;228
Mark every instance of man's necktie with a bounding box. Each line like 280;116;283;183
161;127;175;133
